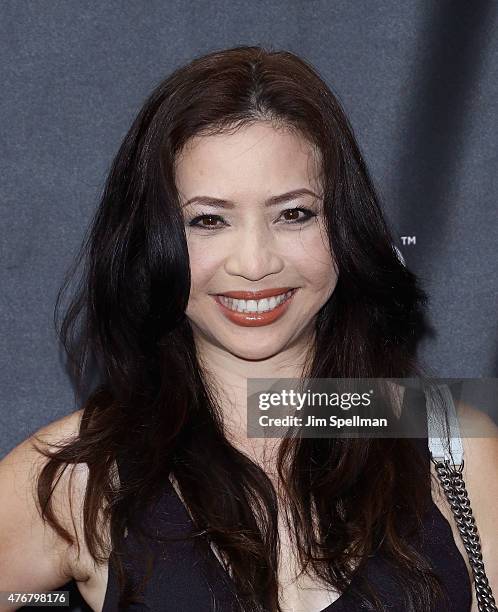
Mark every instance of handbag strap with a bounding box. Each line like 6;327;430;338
427;383;464;466
426;383;497;612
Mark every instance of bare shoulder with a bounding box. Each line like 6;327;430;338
33;408;85;443
456;402;498;508
0;409;90;605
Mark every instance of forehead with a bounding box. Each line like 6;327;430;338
174;122;323;200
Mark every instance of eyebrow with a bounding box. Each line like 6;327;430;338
181;188;320;209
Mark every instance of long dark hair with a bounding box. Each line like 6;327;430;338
34;45;443;611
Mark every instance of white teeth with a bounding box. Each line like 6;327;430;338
218;290;294;313
246;300;258;313
257;298;269;313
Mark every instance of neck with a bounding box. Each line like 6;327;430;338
193;328;315;462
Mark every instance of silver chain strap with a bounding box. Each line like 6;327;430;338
431;456;497;612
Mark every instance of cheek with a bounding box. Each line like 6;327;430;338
306;259;338;297
288;230;337;289
186;239;221;291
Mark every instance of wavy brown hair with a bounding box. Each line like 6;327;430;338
33;45;445;611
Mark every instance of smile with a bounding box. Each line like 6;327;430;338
212;288;299;327
217;289;295;313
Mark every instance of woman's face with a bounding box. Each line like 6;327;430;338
175;121;338;360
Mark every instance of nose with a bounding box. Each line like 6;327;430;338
223;223;284;281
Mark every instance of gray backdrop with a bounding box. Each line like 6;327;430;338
1;1;497;609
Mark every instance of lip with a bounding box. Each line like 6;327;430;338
213;288;298;327
215;287;296;300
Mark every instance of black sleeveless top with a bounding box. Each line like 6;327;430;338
101;387;472;611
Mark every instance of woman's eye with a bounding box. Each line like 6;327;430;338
187;208;317;230
188;214;226;230
279;207;317;224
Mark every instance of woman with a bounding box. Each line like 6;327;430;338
0;45;497;612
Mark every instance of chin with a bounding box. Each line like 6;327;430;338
230;347;283;361
224;335;293;361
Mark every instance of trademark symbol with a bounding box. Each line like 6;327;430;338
400;236;416;246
